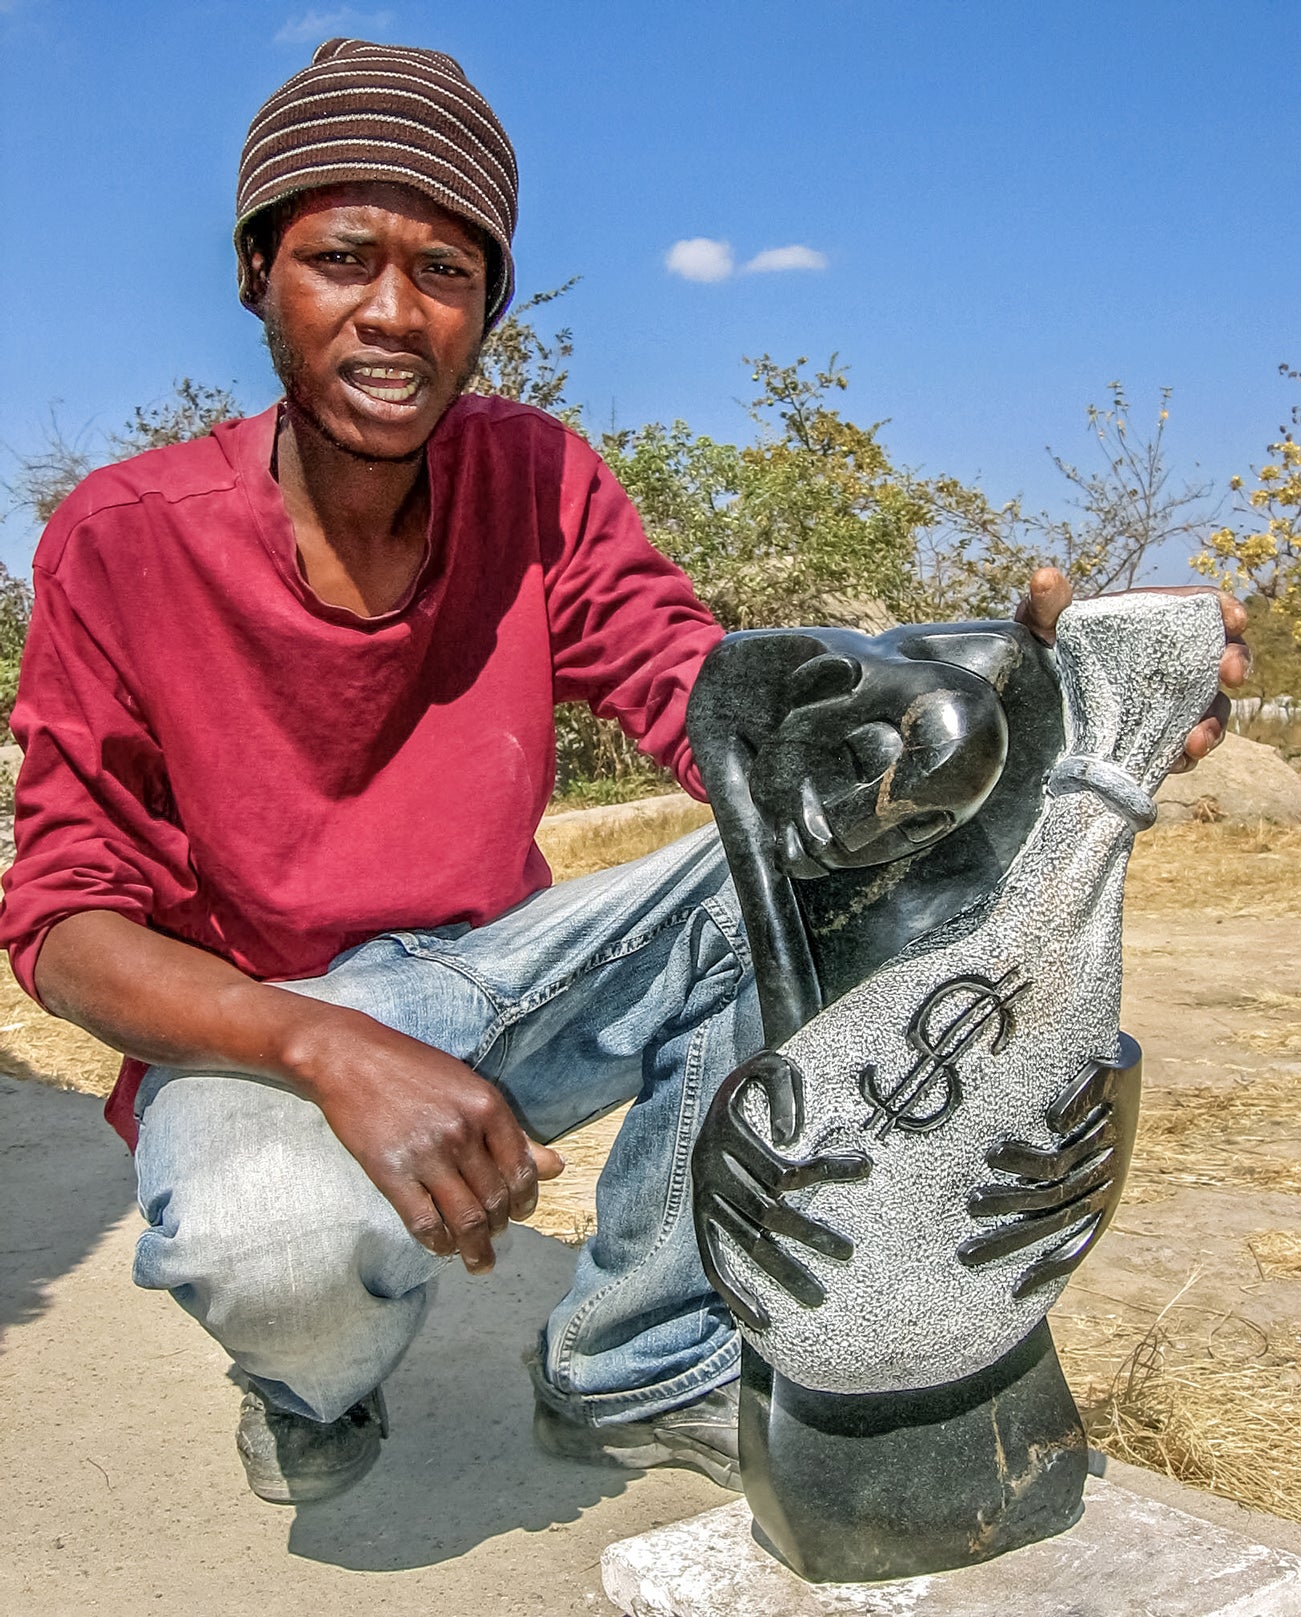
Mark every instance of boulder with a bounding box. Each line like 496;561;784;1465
1155;731;1301;825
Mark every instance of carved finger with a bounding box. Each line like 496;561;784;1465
1011;1215;1106;1299
763;1200;855;1261
967;1145;1115;1217
698;1209;770;1332
798;778;835;858
777;819;826;880
711;1159;855;1261
708;1197;827;1312
735;1049;804;1150
1045;1062;1111;1137
985;1116;1109;1181
777;1150;873;1194
957;1183;1114;1271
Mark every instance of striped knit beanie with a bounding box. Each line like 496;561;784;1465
235;38;517;328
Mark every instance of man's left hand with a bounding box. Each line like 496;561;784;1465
1015;567;1250;773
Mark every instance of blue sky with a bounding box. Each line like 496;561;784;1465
1;0;1297;579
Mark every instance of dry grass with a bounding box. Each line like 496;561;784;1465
536;797;713;883
1125;820;1301;917
1247;1230;1301;1279
1124;1070;1301;1204
0;955;119;1096
1059;1297;1301;1522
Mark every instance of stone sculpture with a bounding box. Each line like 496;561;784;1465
686;593;1225;1583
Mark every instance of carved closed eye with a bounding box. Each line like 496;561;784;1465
844;721;903;786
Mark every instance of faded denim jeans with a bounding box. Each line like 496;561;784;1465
132;825;760;1426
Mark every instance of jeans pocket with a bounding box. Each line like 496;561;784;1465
391;922;474;958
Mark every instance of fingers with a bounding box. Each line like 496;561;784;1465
1218;591;1248;642
778;1150;873;1193
706;1197;828;1311
531;1142;567;1181
387;1182;457;1260
406;1104;565;1275
479;1104;543;1224
738;1049;803;1148
1014;567;1073;647
1178;691;1231;771
428;1169;500;1274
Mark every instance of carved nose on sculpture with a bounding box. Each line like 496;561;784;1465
887;685;1009;822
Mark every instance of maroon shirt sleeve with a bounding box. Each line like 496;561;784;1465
0;533;198;1003
544;433;723;797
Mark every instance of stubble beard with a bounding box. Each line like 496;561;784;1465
262;311;482;464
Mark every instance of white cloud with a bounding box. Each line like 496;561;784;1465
664;238;735;283
274;8;395;46
741;245;829;275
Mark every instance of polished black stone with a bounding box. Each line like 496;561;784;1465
739;1323;1087;1583
684;622;1065;1047
685;620;1142;1581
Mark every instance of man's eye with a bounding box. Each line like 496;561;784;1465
316;251;360;266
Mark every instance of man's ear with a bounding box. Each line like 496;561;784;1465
245;249;271;312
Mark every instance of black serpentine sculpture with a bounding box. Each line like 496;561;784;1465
687;597;1224;1583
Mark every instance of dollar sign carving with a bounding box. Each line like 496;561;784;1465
861;967;1030;1139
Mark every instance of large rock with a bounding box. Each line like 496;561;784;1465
1155;731;1301;824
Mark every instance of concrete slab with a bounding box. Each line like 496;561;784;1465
601;1477;1301;1617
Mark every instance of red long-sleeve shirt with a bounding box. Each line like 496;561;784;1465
0;397;723;1143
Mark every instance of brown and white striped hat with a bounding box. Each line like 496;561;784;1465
235;38;518;328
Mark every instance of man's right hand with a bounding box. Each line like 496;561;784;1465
304;1014;565;1273
35;909;564;1277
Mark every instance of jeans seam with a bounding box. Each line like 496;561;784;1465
557;1338;741;1417
514;903;702;1018
399;944;511;1015
469;901;708;1061
548;986;724;1391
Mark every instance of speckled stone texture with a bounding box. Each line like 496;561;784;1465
600;1477;1301;1616
733;594;1225;1394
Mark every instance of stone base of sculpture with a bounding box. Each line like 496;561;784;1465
739;1327;1085;1584
601;1479;1301;1617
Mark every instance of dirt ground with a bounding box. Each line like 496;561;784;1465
3;816;1301;1611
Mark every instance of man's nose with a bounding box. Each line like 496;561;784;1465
355;263;423;340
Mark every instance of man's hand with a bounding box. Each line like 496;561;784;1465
1015;566;1250;772
35;909;564;1279
302;1014;565;1275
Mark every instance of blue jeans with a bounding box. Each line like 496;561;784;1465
132;825;759;1426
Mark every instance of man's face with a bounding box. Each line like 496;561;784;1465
251;182;488;461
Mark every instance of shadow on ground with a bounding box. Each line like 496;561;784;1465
286;1225;638;1572
0;1073;136;1342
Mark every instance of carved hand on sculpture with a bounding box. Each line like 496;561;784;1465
692;1050;872;1331
746;649;1010;880
958;1035;1142;1299
695;1034;1141;1335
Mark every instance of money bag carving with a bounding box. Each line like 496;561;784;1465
732;594;1221;1392
686;592;1225;1581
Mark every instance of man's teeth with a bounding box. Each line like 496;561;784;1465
351;365;423;402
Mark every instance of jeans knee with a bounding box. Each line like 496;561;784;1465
135;1161;438;1420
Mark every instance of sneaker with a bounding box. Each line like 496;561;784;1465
533;1379;741;1491
236;1384;389;1504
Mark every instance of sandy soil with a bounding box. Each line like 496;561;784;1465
4;819;1301;1612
